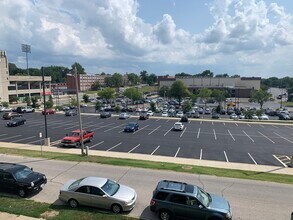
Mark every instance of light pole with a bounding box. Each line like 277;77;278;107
21;44;31;76
68;66;85;155
41;67;50;146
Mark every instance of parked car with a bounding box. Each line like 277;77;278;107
227;108;235;115
0;162;47;197
173;122;184;131
7;117;26;127
219;109;226;115
119;113;130;119
62;106;70;111
259;114;269;120
147;110;154;116
150;180;232;220
279;113;290;120
124;122;139;132
100;112;112;118
176;111;184;118
16;106;35;113
192;111;200;118
61;130;94;147
59;176;137;213
198;108;204;114
65;109;77;116
230;113;238;119
180;115;188;122
238;114;245;119
42;109;55;115
251;114;259;120
139;111;149;120
0;107;12;112
204;108;211;114
2;112;22;120
211;112;220;119
161;112;168;117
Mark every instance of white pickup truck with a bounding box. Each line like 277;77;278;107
16;106;35;113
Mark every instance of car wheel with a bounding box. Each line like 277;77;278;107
111;203;122;214
68;199;78;208
159;209;172;220
18;188;26;197
89;137;93;142
76;142;81;148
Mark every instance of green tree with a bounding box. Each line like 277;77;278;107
175;72;191;77
150;102;156;112
212;89;228;106
159;86;169;98
114;105;121;113
182;101;192;113
197;88;212;108
95;102;101;112
146;73;157;85
111;73;124;88
99;88;115;103
71;62;85;74
140;70;148;84
169;81;189;105
83;94;89;103
1;101;9;107
123;88;141;103
9;95;19;103
45;96;54;108
24;97;31;106
127;73;140;85
249;89;274;109
215;73;229;78
31;96;40;108
91;81;101;90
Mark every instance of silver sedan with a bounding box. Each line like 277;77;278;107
59;176;137;213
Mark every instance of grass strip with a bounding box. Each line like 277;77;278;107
0;195;136;220
0;147;292;185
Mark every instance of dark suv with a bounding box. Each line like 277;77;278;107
150;180;232;220
0;163;47;197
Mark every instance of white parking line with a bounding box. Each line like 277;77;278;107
118;130;124;133
128;144;140;153
273;155;288;167
272;125;278;129
258;131;275;143
51;140;61;146
151;145;160;155
259;124;264;128
164;127;173;136
155;119;161;122
274;132;293;144
0;134;8;137
213;129;217;140
92;123;115;131
10;136;36;143
104;124;124;132
106;142;122;151
188;121;191;124
200;121;202;124
227;129;235;141
174;147;180;157
200;149;202;160
285;126;293;130
89;141;104;149
148;126;161;135
26;139;43;144
248;153;257;165
212;121;214;125
166;119;170;122
0;135;22;141
235;123;238;127
180;127;187;138
243;130;254;142
223;122;226;126
224;151;229;162
133;125;149;134
247;124;251;127
197;128;201;139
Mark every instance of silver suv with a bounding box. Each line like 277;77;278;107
150;180;232;220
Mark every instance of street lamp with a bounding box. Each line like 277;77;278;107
21;44;31;76
67;66;86;155
41;67;50;146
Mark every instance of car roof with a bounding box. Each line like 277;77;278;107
156;180;196;195
80;176;108;188
174;122;182;125
0;163;26;173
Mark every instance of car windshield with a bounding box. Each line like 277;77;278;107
196;187;211;207
101;179;120;196
14;167;33;180
71;132;80;137
69;177;85;190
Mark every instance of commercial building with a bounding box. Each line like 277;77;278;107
0;50;51;103
158;75;261;98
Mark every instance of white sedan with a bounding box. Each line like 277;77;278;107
161;111;168;117
0;107;12;112
147;110;153;116
176;111;184;117
173;122;184;131
252;114;259;120
259;114;269;120
119;113;130;119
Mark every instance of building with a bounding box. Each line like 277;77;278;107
158;76;261;98
0;50;51;103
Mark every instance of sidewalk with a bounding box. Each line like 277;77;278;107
0;212;41;220
0;141;292;176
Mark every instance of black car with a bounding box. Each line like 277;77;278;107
100;112;112;118
65;109;77;116
212;113;220;119
180;115;188;122
139;111;149;120
6;117;26;127
124;122;139;132
0;162;47;197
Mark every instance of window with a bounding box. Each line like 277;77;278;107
170;194;188;205
76;186;90;194
3;173;14;182
155;192;169;201
91;187;104;196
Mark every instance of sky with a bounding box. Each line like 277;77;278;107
0;0;292;78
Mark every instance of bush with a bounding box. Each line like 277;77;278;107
1;101;9;107
114;105;120;113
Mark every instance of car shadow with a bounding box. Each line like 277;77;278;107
139;205;158;220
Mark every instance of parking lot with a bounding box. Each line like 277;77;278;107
1;111;292;167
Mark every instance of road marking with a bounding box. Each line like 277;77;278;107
272;125;278;129
10;136;36;143
155;118;161;122
104;124;124;132
128;144;140;153
180;127;187;138
89;141;104;149
285;126;293;130
92;123;115;131
273;155;288;167
235;123;238;127
212;121;214;125
166;119;170;122
200;121;202;124
0;135;22;141
228;129;235;141
118;129;124;133
243;130;254;142
106;142;122;151
247;124;251;127
188;121;191;124
51;140;61;146
148;126;161;135
197;128;201;139
224;151;229;162
258;131;275;143
133;125;149;134
0;134;8;137
151;145;160;155
174;147;180;157
200;149;202;160
164;127;173;136
213;129;217;140
274;132;293;144
26;139;43;144
248;153;257;165
259;124;264;128
223;122;226;126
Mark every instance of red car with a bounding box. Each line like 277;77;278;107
42;109;55;115
61;130;94;147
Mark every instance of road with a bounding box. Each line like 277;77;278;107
0;154;292;220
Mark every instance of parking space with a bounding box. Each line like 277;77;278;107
0;112;292;167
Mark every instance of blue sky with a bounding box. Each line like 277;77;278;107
0;0;292;78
